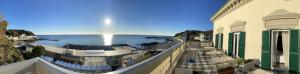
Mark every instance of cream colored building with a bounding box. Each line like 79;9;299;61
211;0;300;72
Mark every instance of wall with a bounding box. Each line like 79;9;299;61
0;58;37;74
212;0;300;60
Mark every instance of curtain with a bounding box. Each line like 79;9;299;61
282;31;289;67
273;31;279;63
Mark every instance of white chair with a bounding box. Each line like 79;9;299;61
80;66;85;70
75;65;81;70
96;66;101;70
88;66;93;71
71;64;76;69
90;66;94;71
62;62;68;67
83;66;88;70
67;63;72;68
54;61;59;64
65;63;70;68
99;66;104;70
58;61;63;65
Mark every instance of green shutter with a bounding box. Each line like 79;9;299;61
261;31;271;69
220;34;223;49
215;34;219;49
239;32;246;59
228;32;233;56
289;30;299;72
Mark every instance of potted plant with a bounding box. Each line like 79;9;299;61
243;59;260;72
235;58;260;73
235;57;245;74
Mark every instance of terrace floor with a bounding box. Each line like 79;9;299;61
175;41;235;74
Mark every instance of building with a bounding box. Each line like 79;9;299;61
211;0;300;72
193;32;205;41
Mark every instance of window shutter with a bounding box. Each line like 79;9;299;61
289;30;299;72
215;34;219;49
261;30;271;69
220;34;223;49
228;32;233;56
239;32;246;59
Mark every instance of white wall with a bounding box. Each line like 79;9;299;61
212;0;300;60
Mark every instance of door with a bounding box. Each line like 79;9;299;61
271;30;289;68
218;34;222;49
289;30;299;72
261;31;271;69
218;34;223;49
215;34;219;49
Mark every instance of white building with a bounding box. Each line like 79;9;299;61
211;0;300;72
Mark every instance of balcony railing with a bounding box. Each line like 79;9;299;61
0;41;186;74
105;41;185;74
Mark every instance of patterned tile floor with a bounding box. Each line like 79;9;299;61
176;41;235;74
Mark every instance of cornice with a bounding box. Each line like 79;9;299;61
210;0;252;22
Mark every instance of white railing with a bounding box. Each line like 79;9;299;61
105;42;185;74
0;58;82;74
0;41;185;74
0;58;38;74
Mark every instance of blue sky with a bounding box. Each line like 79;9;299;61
0;0;226;36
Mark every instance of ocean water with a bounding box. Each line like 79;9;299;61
36;35;168;48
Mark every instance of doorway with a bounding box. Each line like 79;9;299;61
271;30;289;69
233;32;240;58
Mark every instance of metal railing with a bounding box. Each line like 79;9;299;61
105;42;185;74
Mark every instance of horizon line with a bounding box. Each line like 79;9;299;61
36;33;173;36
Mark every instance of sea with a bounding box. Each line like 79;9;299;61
36;34;169;48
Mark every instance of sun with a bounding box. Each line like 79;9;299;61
104;18;111;25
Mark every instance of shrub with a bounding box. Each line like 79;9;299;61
32;45;46;57
0;37;24;65
22;52;33;60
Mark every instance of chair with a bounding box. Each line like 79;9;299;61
74;65;80;70
91;66;96;70
79;66;85;70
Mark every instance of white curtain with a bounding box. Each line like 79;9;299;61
273;31;279;63
282;31;289;67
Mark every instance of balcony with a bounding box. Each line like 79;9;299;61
0;41;186;74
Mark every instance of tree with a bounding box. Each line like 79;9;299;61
0;17;24;65
31;45;46;57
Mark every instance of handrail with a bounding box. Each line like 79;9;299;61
105;42;184;74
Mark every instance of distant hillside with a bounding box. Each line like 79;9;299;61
174;30;213;41
6;29;35;37
175;30;212;37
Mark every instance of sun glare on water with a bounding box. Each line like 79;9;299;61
103;34;113;46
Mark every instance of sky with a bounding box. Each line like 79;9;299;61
0;0;226;36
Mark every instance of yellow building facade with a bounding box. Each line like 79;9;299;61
211;0;300;72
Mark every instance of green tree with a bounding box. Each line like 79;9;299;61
32;45;46;57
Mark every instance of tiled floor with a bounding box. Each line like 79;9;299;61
175;41;235;74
